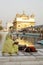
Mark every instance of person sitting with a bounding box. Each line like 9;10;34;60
2;34;14;56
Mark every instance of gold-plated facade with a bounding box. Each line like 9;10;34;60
13;12;35;30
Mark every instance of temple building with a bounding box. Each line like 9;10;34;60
13;12;35;31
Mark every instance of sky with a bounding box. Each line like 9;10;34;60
0;0;43;26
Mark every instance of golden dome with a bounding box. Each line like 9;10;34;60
16;13;20;17
20;11;27;17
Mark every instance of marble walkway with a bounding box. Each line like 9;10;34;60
0;49;43;65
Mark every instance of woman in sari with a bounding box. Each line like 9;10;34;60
2;34;14;56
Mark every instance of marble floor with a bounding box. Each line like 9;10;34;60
0;49;43;65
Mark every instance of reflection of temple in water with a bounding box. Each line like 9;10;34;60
12;32;35;46
21;37;34;43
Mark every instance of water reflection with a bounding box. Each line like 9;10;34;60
16;36;35;46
